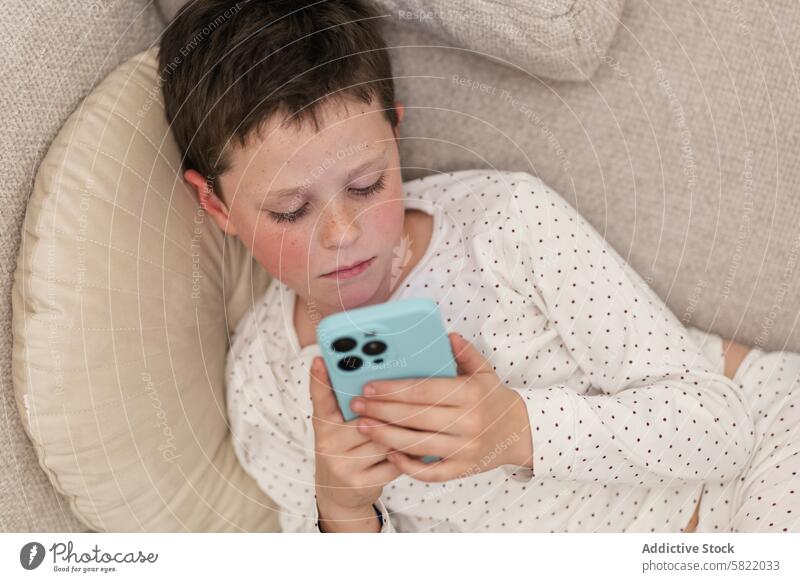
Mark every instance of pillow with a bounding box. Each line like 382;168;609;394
11;46;276;532
158;0;627;82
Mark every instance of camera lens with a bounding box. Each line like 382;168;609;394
331;337;357;352
362;340;387;356
337;355;363;371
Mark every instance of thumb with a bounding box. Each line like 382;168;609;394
449;332;493;377
309;356;344;424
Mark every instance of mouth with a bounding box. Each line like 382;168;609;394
321;256;376;279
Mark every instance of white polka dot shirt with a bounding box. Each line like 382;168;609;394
226;170;755;532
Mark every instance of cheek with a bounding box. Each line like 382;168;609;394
365;195;405;245
247;221;311;281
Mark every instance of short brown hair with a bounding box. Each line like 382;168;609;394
158;0;398;202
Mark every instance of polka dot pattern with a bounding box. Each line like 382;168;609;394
500;172;754;487
225;170;759;532
694;345;800;533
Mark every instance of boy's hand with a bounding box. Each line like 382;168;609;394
349;333;533;482
309;356;402;527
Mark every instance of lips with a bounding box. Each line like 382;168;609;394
322;256;374;277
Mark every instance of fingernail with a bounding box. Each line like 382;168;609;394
363;384;375;396
358;420;371;432
351;399;365;412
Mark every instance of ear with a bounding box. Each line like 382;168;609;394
183;169;238;237
391;102;405;141
394;100;405;125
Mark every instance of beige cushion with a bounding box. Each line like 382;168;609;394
12;46;276;532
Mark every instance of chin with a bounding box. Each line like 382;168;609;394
319;264;384;309
325;280;376;309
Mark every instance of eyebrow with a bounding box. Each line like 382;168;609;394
258;149;388;206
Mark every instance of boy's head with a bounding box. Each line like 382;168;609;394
159;0;407;312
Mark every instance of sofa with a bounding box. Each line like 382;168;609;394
2;0;799;532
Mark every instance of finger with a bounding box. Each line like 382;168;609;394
315;415;374;452
316;436;386;468
449;332;493;377
351;397;462;434
309;357;344;427
365;376;466;406
360;459;404;487
386;451;465;482
346;439;396;465
357;418;460;457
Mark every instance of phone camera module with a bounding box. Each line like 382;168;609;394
331;337;357;352
362;340;387;356
337;355;363;371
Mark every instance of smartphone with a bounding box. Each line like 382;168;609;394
316;297;457;464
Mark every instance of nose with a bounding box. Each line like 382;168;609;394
319;197;362;250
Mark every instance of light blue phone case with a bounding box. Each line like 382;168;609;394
316;297;457;464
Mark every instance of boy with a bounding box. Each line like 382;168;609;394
160;0;757;533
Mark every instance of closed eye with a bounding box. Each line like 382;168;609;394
350;173;386;197
267;173;387;224
267;203;309;224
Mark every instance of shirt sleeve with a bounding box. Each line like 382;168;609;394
494;171;755;488
313;498;396;533
226;350;396;533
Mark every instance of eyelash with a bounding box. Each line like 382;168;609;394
268;173;387;224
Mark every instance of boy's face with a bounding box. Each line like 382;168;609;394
185;96;407;314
